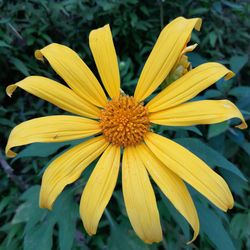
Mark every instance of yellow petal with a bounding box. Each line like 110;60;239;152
135;144;199;243
5;115;101;158
39;136;109;209
145;132;234;212
134;17;202;102
6;76;100;119
147;62;234;112
35;43;107;107
181;43;198;55
80;145;120;235
149;100;247;129
89;24;120;99
122;146;162;243
171;43;198;74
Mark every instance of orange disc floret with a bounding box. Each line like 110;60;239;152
99;96;150;147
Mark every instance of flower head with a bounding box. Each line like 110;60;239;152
6;17;247;244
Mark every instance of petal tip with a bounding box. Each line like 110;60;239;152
34;50;44;62
194;18;202;31
80;215;97;236
104;23;110;29
186;227;199;244
39;186;54;210
143;234;163;244
193;43;198;49
39;196;53;210
39;203;52;211
224;70;235;80
6;84;17;97
190;43;198;51
85;227;96;236
236;121;248;130
5;149;17;158
227;198;234;210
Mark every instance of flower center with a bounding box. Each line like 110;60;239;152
99;96;150;147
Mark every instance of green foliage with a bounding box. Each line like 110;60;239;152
12;186;78;250
0;0;250;249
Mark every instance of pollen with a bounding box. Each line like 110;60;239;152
99;96;150;147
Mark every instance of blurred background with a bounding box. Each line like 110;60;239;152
0;0;249;249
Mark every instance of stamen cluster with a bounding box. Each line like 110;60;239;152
100;96;150;147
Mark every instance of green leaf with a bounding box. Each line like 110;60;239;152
240;142;250;156
24;221;54;250
207;122;229;139
12;186;47;231
0;40;11;48
229;86;250;98
12;142;71;161
160;193;190;242
204;89;222;98
223;1;243;11
10;58;30;76
175;138;246;181
0;196;11;214
209;31;217;47
12;139;84;162
12;186;78;250
230;212;250;239
159;125;202;136
188;52;206;67
228;129;250;156
0;223;23;249
229;55;248;74
0;118;16;127
216;78;233;93
54;190;78;250
189;7;208;15
229;86;250;108
219;169;247;197
196;200;236;250
106;210;152;250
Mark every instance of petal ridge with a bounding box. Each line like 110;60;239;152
80;145;120;235
145;132;234;212
134;17;202;102
89;24;120;98
147;62;234;112
6;76;100;118
135;143;199;243
5;115;101;158
149;99;247;129
39;136;109;209
122;146;162;243
35;43;107;107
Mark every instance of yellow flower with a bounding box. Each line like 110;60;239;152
6;17;247;244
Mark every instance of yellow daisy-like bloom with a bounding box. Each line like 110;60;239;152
6;17;247;244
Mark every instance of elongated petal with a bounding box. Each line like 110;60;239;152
145;132;234;212
5;115;101;158
35;43;107;107
39;136;109;209
6;76;100;118
80;145;120;235
147;62;234;112
134;17;202;102
122;147;162;243
149;100;247;129
135;144;199;243
181;44;198;55
89;24;120;99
